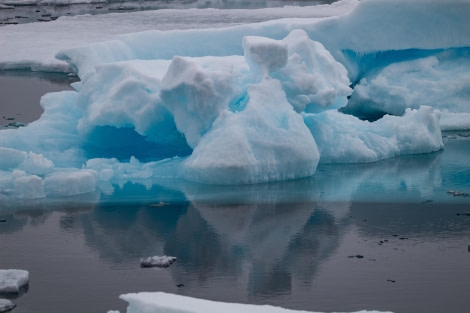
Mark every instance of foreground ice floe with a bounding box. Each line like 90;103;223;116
109;292;393;313
0;0;469;199
0;269;29;293
0;299;15;313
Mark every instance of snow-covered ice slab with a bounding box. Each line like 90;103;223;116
140;256;176;268
0;269;29;293
112;292;393;313
0;0;358;74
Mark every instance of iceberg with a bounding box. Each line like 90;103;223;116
111;292;392;313
0;0;469;199
0;269;29;294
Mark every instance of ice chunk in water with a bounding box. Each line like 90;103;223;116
140;256;177;268
0;269;29;294
0;299;16;313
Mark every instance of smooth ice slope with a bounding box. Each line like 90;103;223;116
0;269;29;293
113;292;393;313
184;79;320;184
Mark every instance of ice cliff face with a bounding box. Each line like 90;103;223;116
1;0;469;199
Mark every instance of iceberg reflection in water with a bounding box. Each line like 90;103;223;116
1;187;470;312
1;135;469;313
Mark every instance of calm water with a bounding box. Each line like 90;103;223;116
0;71;77;128
1;73;470;313
1;196;470;313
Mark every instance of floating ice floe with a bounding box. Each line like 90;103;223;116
0;269;29;294
0;299;15;313
110;292;393;313
140;256;177;268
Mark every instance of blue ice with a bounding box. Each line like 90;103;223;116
0;0;469;200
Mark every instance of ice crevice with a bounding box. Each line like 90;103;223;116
1;0;469;199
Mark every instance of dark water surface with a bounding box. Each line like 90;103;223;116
0;71;77;128
1;199;470;313
1;73;470;313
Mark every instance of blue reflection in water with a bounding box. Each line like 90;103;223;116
1;133;470;313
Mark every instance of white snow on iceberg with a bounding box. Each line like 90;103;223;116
0;0;469;199
304;106;443;163
0;0;358;74
112;292;393;313
184;78;320;184
0;269;29;294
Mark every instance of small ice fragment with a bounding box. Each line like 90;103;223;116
447;190;470;197
140;256;177;268
0;299;16;313
150;202;167;208
5;122;25;128
0;269;29;293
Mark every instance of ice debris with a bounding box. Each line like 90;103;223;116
140;256;177;268
447;190;470;198
0;299;15;313
0;269;29;294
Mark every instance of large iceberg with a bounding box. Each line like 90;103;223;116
111;292;392;313
1;0;469;199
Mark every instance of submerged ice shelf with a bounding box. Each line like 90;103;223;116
0;0;469;200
